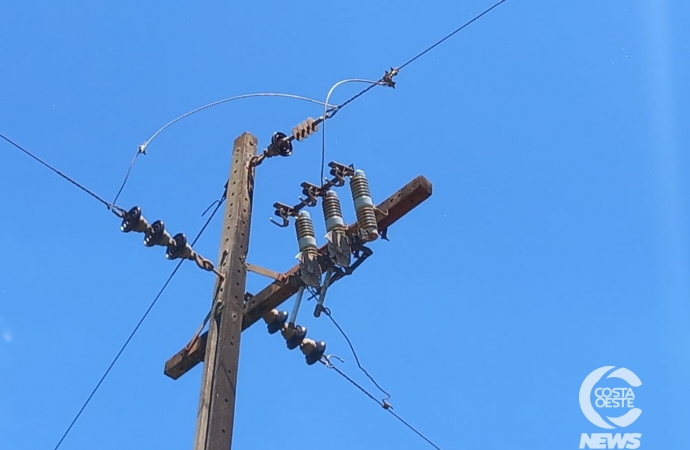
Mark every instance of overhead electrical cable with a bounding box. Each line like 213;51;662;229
112;92;337;204
51;194;226;450
0;133;125;216
323;360;442;450
320;305;391;401
315;0;509;179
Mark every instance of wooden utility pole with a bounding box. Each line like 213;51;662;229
193;132;257;450
161;135;432;449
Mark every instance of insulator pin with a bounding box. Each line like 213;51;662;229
295;211;318;254
144;220;173;247
263;309;288;335
350;169;378;241
282;324;307;350
322;190;345;232
120;206;149;233
300;338;326;365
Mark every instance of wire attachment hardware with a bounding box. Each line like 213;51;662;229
299;182;321;207
270;202;293;228
328;161;355;186
165;233;223;278
382;67;400;88
269;161;355;228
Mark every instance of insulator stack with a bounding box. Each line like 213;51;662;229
322;190;351;268
263;309;288;335
350;170;378;241
295;211;318;254
281;324;307;350
118;206;218;276
322;190;345;233
265;310;325;366
166;233;194;260
300;338;327;365
295;211;322;287
120;206;149;233
144;220;174;247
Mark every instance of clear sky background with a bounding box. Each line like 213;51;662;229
1;1;688;449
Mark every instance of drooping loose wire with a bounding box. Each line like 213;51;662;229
323;359;442;450
51;192;226;450
320;79;385;183
0;133;126;217
112;92;337;205
321;306;391;401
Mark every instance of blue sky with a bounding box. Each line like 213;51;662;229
1;1;688;449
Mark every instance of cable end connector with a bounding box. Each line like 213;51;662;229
109;205;128;219
382;67;400;88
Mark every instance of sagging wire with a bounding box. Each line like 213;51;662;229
255;1;509;169
320;79;385;184
321;356;442;450
112;92;338;205
0;133;126;217
52;189;227;450
303;284;391;400
321;306;391;402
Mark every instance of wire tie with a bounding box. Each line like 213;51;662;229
321;353;344;368
382;67;400;88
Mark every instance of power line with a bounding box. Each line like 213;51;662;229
52;194;226;450
41;2;505;446
321;306;391;401
320;79;383;183
0;133;125;216
324;360;442;450
112;92;337;205
115;1;507;200
398;0;508;70
334;0;509;113
313;0;508;187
